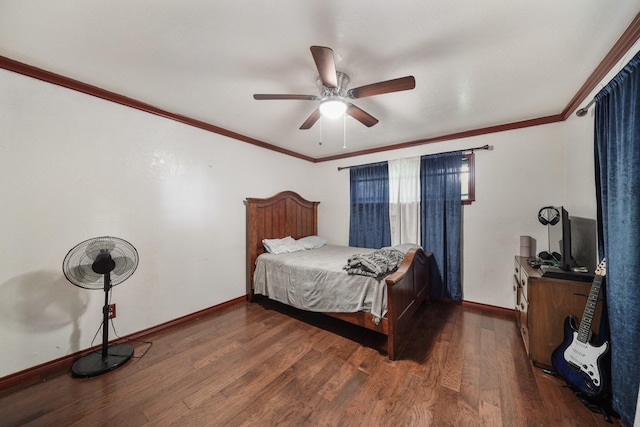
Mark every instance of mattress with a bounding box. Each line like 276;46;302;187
253;244;388;321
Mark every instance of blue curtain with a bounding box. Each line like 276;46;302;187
349;161;391;248
420;151;462;300
594;50;640;427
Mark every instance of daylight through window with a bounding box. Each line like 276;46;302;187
461;153;475;204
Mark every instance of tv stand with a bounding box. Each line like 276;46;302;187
539;265;594;282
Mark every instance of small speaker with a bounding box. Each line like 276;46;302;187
520;235;532;257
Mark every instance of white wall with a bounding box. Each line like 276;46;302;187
0;69;315;377
3;39;638;379
564;39;640;220
313;40;640;311
313;124;565;309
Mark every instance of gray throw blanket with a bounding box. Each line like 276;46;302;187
344;248;405;277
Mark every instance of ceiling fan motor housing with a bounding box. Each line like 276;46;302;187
318;71;350;101
253;45;415;129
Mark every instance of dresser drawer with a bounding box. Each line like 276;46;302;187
520;269;529;302
513;274;520;311
519;295;529;352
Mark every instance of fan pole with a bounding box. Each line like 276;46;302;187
101;272;110;360
71;254;135;377
64;237;139;378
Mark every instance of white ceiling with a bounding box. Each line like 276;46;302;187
1;1;639;160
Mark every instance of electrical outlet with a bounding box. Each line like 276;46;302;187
108;303;116;319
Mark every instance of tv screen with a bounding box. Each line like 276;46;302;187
570;216;597;272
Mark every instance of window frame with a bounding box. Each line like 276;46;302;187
461;153;476;205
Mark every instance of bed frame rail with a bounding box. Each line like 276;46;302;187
245;191;430;360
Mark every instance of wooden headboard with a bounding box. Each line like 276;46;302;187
245;191;320;300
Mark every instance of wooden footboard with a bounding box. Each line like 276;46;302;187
385;247;431;359
245;191;431;360
323;248;430;360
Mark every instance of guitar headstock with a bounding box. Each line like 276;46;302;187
595;258;606;277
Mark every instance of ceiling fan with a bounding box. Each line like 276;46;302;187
253;46;416;129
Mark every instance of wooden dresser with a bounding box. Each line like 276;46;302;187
513;256;603;370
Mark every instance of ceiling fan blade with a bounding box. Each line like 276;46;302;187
348;76;416;99
346;103;379;127
299;108;321;130
310;46;338;88
253;94;318;101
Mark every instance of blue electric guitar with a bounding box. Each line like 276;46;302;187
551;259;609;397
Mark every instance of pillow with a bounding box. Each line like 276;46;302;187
297;235;328;249
262;236;306;255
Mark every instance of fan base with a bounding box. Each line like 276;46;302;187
72;343;134;378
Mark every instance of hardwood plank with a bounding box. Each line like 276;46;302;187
534;369;583;426
433;384;464;426
459;307;482;412
179;345;317;425
0;300;624;427
479;327;501;407
334;350;388;425
179;319;309;410
441;308;467;392
308;368;370;426
242;349;330;425
479;400;503;426
495;310;550;426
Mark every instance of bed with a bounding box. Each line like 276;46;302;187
245;190;431;360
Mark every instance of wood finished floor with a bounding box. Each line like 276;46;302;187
0;299;621;426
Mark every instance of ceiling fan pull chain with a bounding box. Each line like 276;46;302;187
343;113;347;149
253;46;414;131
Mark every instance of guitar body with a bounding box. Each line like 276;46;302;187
552;314;610;397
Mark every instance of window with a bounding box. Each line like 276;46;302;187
461;153;475;205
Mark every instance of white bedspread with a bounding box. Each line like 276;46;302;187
253;245;388;321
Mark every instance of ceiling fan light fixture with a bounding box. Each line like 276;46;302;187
253;46;414;129
319;99;347;119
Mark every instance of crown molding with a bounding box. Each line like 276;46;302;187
2;11;639;163
0;55;314;163
562;12;640;119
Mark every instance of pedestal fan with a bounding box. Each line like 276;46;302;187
62;236;139;377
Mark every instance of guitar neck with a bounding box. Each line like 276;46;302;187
577;275;603;343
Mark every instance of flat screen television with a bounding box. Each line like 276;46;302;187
547;206;573;271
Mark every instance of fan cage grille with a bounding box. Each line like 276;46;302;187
62;236;138;289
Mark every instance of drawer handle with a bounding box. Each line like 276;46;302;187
515;267;519;274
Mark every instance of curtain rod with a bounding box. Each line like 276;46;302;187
337;144;492;171
576;98;595;117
